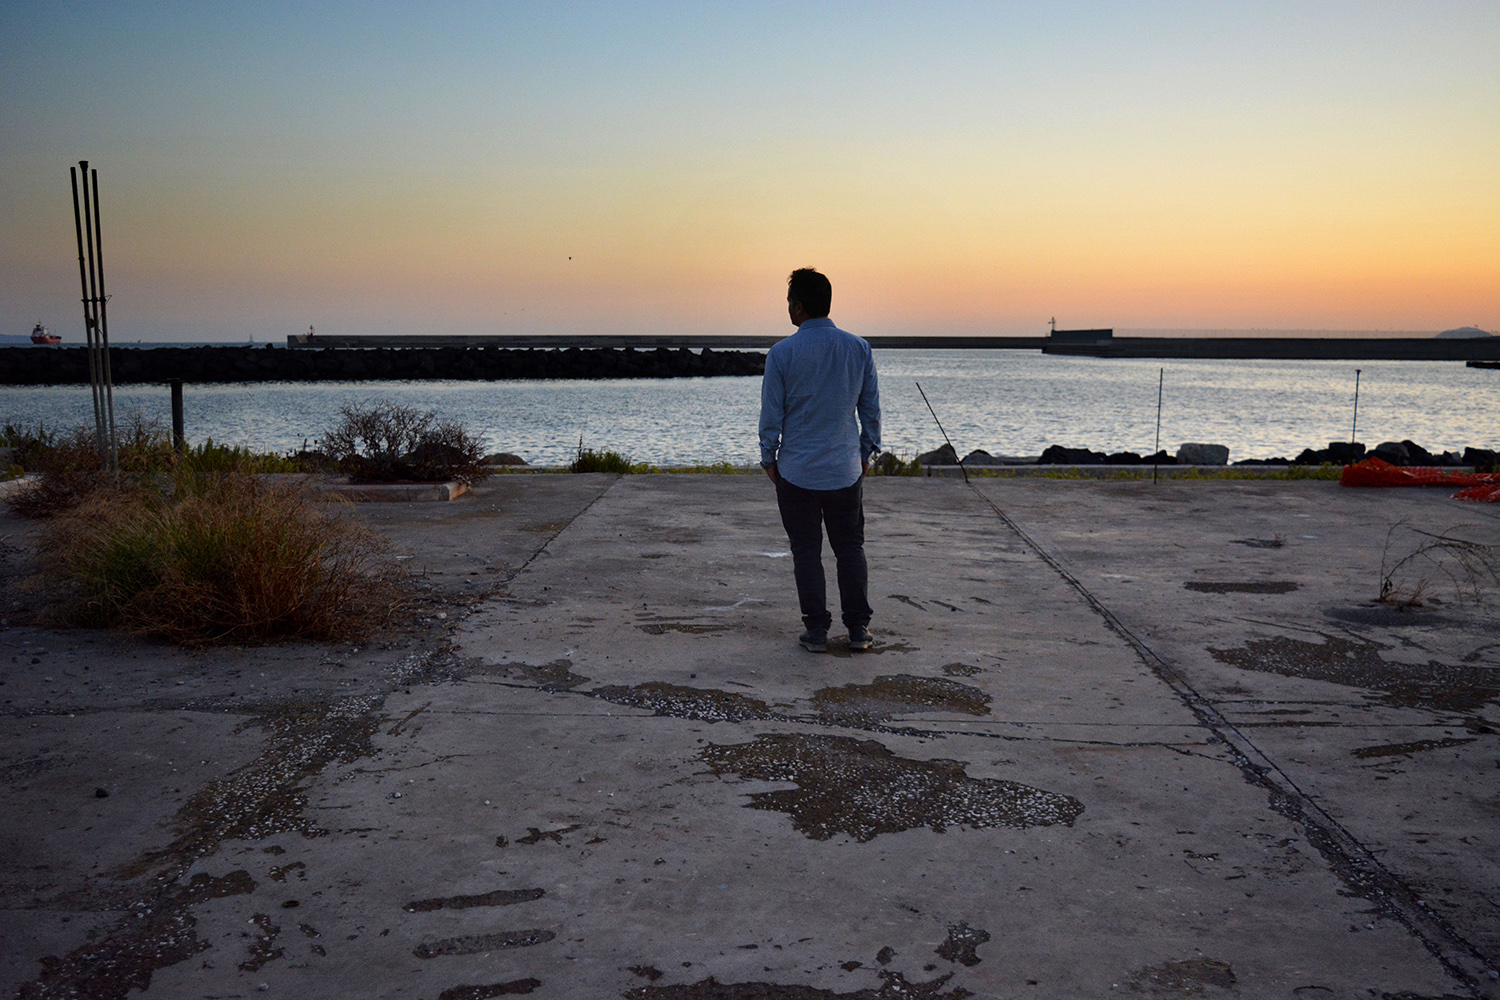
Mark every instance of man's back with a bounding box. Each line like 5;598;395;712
759;318;880;491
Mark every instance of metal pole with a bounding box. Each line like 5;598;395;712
170;379;185;452
70;165;106;452
89;167;119;474
915;381;967;484
1153;367;1164;484
1351;369;1361;445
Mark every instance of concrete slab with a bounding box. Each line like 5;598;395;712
0;475;1495;999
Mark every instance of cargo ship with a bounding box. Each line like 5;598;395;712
30;322;60;345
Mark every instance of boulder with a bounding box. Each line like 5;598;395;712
960;449;1002;466
1105;451;1143;465
1176;443;1229;466
485;452;528;466
916;443;959;466
1326;442;1365;464
1038;445;1108;465
1400;440;1435;465
1371;441;1410;465
1464;447;1498;471
1441;451;1465;467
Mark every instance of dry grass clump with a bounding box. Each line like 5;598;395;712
3;418;310;520
37;473;400;644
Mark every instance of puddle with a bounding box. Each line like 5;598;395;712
20;871;255;999
404;888;545;912
1125;957;1235;995
437;980;542;999
623;971;971;999
1351;737;1476;759
591;682;773;723
700;734;1083;842
413;929;556;959
934;922;989;967
812;675;990;727
1184;581;1299;594
1208;634;1500;712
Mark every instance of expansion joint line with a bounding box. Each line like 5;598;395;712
498;474;623;589
965;482;1498;997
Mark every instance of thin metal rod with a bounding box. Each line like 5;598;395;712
1351;369;1361;445
171;379;185;452
915;381;967;483
70;166;106;451
89;167;119;473
1153;367;1164;484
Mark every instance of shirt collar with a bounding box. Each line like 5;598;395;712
797;317;836;330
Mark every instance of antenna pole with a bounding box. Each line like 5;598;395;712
1351;369;1361;445
1153;367;1164;485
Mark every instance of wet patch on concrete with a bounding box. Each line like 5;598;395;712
404;888;545;912
629;966;666;982
516;825;581;845
1232;538;1285;549
1208;634;1500;712
888;595;927;611
413;929;557;959
1125;957;1235;995
1184;581;1299;594
115;696;385;882
939;663;982;677
239;913;284;972
934;922;989;967
1322;604;1449;628
638;623;737;635
494;659;590;692
16;870;255;1000
699;734;1083;842
622;971;971;999
1351;737;1476;759
825;640;919;660
811;676;990;727
437;979;542;999
591;682;773;723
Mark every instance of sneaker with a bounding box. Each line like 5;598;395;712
847;625;873;651
799;629;828;652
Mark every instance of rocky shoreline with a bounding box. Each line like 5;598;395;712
918;440;1498;469
0;344;767;384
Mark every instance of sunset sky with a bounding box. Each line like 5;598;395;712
2;1;1496;342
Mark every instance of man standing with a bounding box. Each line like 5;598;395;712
759;268;881;652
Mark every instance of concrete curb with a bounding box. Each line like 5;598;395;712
321;479;470;502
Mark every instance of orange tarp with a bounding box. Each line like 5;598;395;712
1339;457;1500;502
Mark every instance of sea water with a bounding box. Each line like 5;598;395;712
0;352;1495;466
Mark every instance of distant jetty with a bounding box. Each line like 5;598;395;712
0;344;767;385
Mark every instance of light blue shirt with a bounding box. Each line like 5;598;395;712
759;318;881;491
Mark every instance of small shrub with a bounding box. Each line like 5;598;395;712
37;473;400;644
320;402;489;485
570;447;638;474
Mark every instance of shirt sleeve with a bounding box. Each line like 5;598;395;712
857;346;881;461
758;348;785;466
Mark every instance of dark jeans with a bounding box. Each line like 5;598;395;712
775;476;871;632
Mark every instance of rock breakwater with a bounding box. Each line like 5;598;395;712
0;345;766;385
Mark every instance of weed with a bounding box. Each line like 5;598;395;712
1378;521;1499;607
37;473;400;645
869;453;924;476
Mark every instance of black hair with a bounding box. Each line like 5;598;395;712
787;268;832;318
